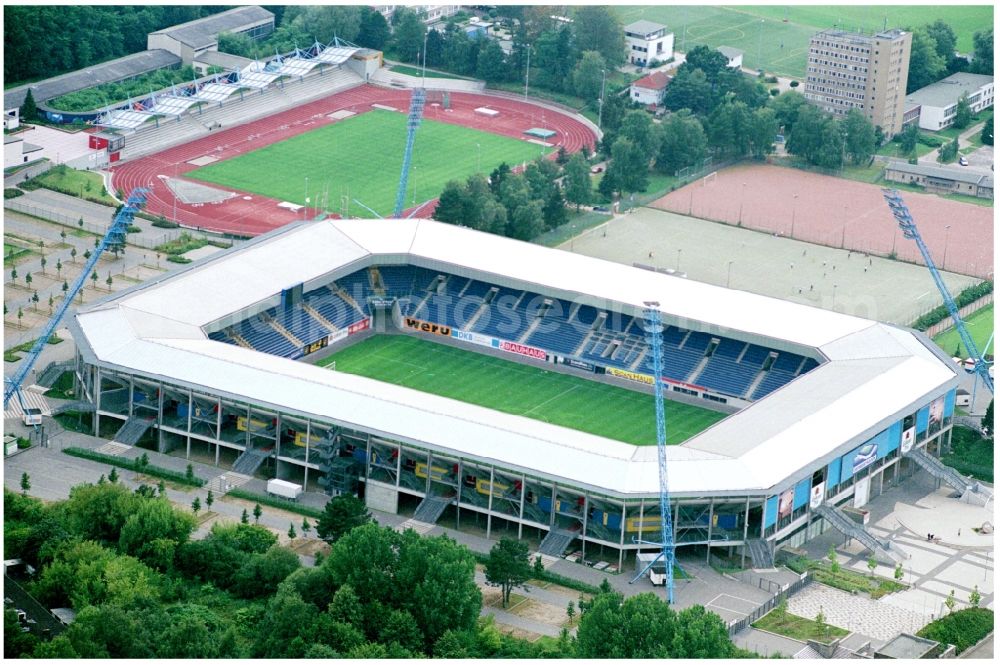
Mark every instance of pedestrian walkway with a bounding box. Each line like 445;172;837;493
786;583;923;643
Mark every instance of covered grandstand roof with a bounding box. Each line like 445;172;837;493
71;219;959;498
5;50;181;110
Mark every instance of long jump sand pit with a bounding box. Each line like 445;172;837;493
651;163;993;279
562;207;980;326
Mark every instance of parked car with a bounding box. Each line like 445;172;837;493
958;156;969;166
590;165;604;174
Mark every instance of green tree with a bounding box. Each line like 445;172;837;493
108;467;119;483
563;153;592;210
288;522;296;540
476;39;508;83
982;399;993;433
293;6;362;44
899;123;920;155
619;110;661;164
981;116;994;146
925;19;958;60
939;137;959;163
315;494;373;544
21;88;38;122
434;180;470;225
185;463;194;482
945;589;956;613
566;600;576;622
843;108;878;165
484;537;532;608
663;67;714;116
542;185;568;230
191;496;201;516
571;51;606;104
16;306;23;329
894;562;904;582
119;498;196;569
867;555;878;578
572;6;625;66
105;273;113;290
253;503;262;524
769;90;808;135
606;137;650;197
969;585;981;608
827;545;840;573
301;517;311;537
157;479;166;496
391;7;426;64
815;608;827;637
204;489;213;512
970;28;993;75
747;107;779;159
707;100;752;156
24;271;32;289
952;93;973;130
907;28;947;93
241;508;249;524
20;472;30;495
31;290;39;311
357;7;391;50
656;110;708;175
90;270;98;289
231;545;301;599
508;199;545;241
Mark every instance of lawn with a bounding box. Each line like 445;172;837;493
614;6;992;78
189;110;550;218
389;64;471;80
21;164;116;206
933;304;994;358
753;609;850;643
321;335;727;445
942;425;993;483
4;241;35;267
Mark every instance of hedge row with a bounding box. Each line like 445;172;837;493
62;446;205;487
224;487;325;519
912;281;993;331
916;607;993;653
470;550;602;595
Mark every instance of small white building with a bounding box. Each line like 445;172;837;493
904;73;994;131
4;107;19;131
624;20;674;68
4;135;43;169
717;46;744;70
630;71;671;107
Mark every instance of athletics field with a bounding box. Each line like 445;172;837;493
188;110;550;218
320;335;727;446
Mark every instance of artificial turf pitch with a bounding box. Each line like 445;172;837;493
321;335;727;446
188;110;550;218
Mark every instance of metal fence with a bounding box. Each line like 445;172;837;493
5;199;229;251
727;571;812;637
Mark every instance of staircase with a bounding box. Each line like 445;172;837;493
906;448;991;506
687;355;711;385
814;503;907;564
232;449;269;476
744;538;774;569
412;495;451;524
302;303;338;331
49;400;95;415
538;528;576;557
743;370;767;400
112;415;154;446
36;361;74;388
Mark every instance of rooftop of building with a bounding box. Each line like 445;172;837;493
875;633;943;659
192;49;255;71
71;218;958;499
624;20;668;37
149;6;274;49
906;72;995;108
4;50;182;111
631;71;671;91
717;45;744;59
885;160;993;186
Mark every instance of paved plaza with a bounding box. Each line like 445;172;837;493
786;583;929;642
562;207;980;326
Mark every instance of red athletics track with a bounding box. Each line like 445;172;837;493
112;84;597;236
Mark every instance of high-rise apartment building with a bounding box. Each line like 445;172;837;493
804;28;912;136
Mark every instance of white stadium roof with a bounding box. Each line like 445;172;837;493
72;219;959;497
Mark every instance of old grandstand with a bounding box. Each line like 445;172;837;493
69;218;963;569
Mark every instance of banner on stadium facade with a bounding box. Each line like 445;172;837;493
496;340;547;360
368;296;395;308
451;328;494;348
348;319;370;335
851;442;878;475
605;367;706;393
564;358;595;372
328;328;349;344
778;489;794;518
402;317;451;337
809;482;825;509
900;426;915;454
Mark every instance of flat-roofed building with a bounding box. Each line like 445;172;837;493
147;6;274;65
904;73;994;131
624;20;674;68
805;28;912;136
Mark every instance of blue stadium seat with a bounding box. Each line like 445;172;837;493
741;345;771;368
274;305;331;346
751;369;798;399
695;356;759;397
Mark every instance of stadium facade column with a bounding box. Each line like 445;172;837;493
580;495;590;562
185;391;194;460
156;382;166;453
618;503;627;570
517;480;526;541
705;499;715;562
93;367;103;438
302;420;312;490
740;496;750;568
485;468;495;539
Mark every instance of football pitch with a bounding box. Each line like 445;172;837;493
615;5;992;78
188;110;550;218
320;335;727;446
933;304;994;358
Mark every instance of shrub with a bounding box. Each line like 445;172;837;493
62;447;204;487
916;608;993;653
770;88;780;96
152;217;180;229
918;134;944;148
4;188;24;199
912;282;993;330
765;75;778;83
166;255;193;264
789;80;799;88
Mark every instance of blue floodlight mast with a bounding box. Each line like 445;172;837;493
4;188;150;409
882;189;993;394
393;87;426;218
628;303;676;604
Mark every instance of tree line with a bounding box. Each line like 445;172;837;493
4;481;759;659
906;21;993;94
4;6;229;85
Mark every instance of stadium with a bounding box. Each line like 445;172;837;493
68;216;962;570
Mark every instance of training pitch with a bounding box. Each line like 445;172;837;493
320;335;727;446
188;110;550;218
933;304;995;358
615;5;991;78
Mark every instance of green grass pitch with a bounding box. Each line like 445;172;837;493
934;304;994;359
615;5;992;78
187;110;550;218
320;335;728;446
